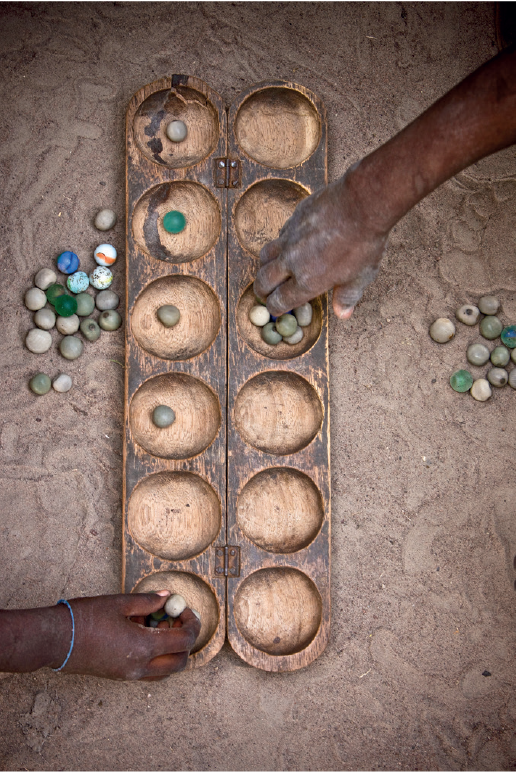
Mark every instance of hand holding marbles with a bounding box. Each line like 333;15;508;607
164;594;187;618
94;244;117;267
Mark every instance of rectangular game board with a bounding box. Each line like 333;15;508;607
123;75;330;671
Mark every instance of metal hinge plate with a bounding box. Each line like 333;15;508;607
215;158;241;188
214;545;240;577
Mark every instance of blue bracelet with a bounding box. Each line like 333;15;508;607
52;599;75;672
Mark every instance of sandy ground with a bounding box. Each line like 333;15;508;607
0;2;515;770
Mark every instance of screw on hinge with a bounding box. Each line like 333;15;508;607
218;160;225;168
231;161;237;168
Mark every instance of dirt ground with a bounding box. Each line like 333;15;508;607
1;2;515;770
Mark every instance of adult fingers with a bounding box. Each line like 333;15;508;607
265;278;313;317
259;237;282;267
144;651;190;678
253;258;291;301
331;266;380;319
120;591;170;618
150;611;201;657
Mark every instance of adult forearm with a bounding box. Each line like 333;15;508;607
349;45;516;235
0;606;70;672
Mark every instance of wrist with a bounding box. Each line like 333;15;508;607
0;604;72;673
340;158;401;238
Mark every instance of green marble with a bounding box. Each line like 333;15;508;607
152;405;176;428
449;370;473;393
261;322;282;345
501;325;516;349
276;314;298;338
29;373;51;395
75;292;96;316
54;294;78;317
80;318;101;342
45;283;66;306
479;315;503;340
490;346;510;367
163;210;186;234
99;310;122;331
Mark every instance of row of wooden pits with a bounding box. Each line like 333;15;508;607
130;469;324;657
133;178;310;264
133;85;321;170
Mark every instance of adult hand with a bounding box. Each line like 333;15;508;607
56;592;201;681
254;167;389;320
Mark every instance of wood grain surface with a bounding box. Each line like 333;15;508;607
125;76;329;672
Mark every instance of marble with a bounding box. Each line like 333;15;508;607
164;594;187;618
98;310;122;331
429;318;455;343
490;346;510;367
261;322;281;345
501;325;516;349
52;374;72;393
34;268;57;291
449;369;473;393
455;304;480;325
163;210;186;234
90;266;113;290
479;315;503;340
29;373;51;395
470;378;492;401
75;292;95;317
166;120;187;142
249;305;270;327
26;329;52;354
25;288;47;311
96;290;119;311
45;283;66;306
276;314;298;338
80;318;101;342
94;209;117;231
478;295;500;315
59;335;83;360
54;294;78;317
56;314;80;335
67;271;90;294
57;251;80;274
34;308;56;330
486;367;508;387
94;243;117;267
157;305;180;328
466;343;490;366
152;405;176;428
294;302;313;327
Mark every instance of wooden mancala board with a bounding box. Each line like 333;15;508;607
123;75;330;672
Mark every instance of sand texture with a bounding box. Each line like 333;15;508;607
0;2;515;770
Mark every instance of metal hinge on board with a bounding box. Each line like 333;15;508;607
214;545;240;577
215;158;241;188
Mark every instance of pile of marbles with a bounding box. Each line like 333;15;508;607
248;298;313;345
429;295;516;401
25;209;122;395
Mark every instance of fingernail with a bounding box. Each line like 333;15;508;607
155;590;170;597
